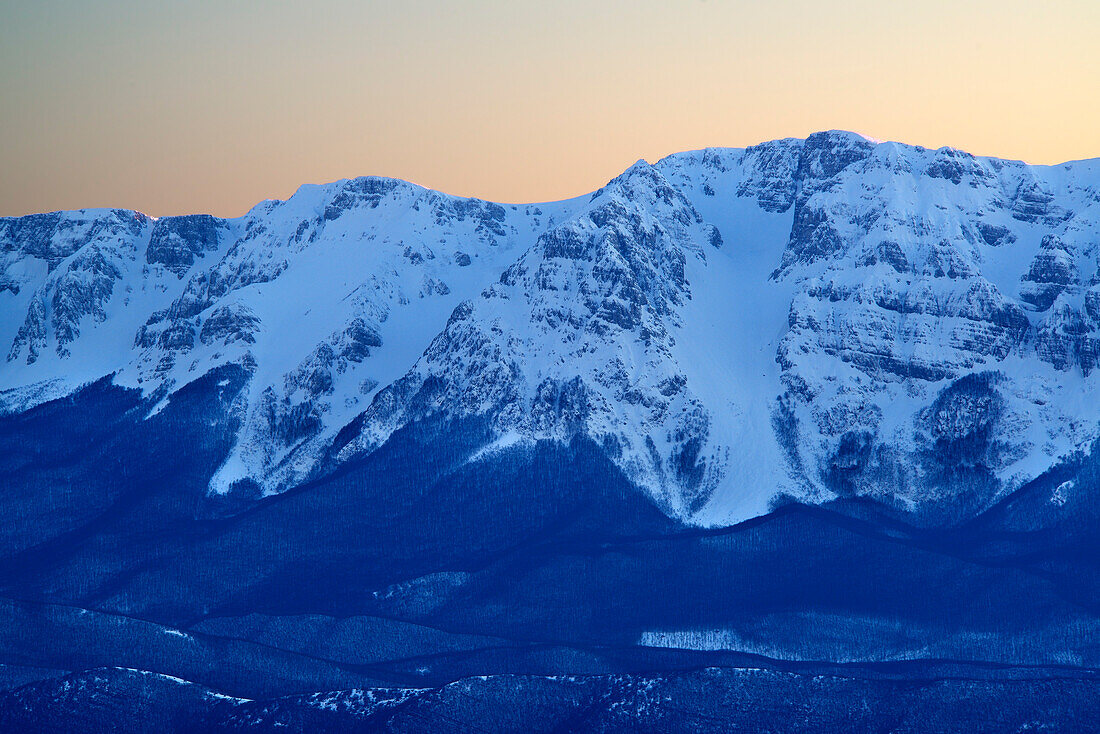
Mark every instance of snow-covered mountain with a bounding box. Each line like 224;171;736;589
3;130;1100;526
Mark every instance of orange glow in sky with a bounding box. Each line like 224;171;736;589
2;0;1098;217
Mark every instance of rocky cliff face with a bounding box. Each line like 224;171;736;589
3;210;153;365
336;162;725;516
755;133;1100;520
2;132;1099;525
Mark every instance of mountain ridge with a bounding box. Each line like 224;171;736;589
3;131;1100;527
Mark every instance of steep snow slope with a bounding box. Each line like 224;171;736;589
3;132;1100;525
655;147;805;521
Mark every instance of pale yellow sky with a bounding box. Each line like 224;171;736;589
1;0;1098;217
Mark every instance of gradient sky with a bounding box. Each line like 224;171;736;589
2;0;1098;217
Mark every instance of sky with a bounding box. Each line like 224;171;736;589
1;0;1098;217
